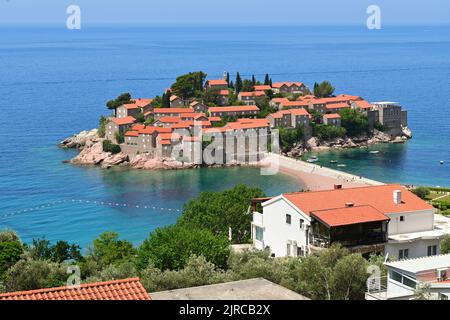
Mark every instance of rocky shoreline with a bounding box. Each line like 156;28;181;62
59;129;262;170
60;126;412;170
285;127;412;158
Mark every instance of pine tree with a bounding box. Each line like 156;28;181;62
235;72;243;94
264;74;270;85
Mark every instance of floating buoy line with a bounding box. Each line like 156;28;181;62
0;198;182;220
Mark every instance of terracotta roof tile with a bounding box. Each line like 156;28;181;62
0;278;150;300
111;116;136;126
209;105;259;113
311;205;390;227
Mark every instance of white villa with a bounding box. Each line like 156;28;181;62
251;184;450;259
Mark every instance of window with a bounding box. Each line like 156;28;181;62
427;245;437;256
297;247;305;257
255;226;263;242
286;243;291;256
299;219;304;230
399;249;409;260
400;216;405;222
286;214;291;224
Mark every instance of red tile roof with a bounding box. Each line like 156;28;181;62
289;108;311;117
111;116;136;126
209;105;260;113
131;124;146;131
272;82;303;88
153;107;194;114
280;100;309;108
206;79;228;86
311;205;390;227
124;131;139;137
283;184;434;216
123;103;140;110
239;91;266;97
353;100;372;109
271;98;290;104
217;89;230;96
158;132;181;140
157;116;182;123
170;95;181;102
133;98;153;107
160;140;172;145
0;278;150;300
208;116;222;122
324;113;341;119
254;85;272;91
138;126;172;135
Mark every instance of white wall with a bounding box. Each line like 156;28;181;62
256;197;310;257
385;239;441;260
387;210;435;235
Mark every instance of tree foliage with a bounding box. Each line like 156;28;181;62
137;225;230;271
313;81;335;98
339;109;370;137
411;187;430;200
106;93;131;110
103;140;121;154
441;235;450;254
178;184;265;244
314;124;346;140
171;71;207;99
277;127;304;151
29;238;82;263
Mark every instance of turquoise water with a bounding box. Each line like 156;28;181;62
1;25;450;247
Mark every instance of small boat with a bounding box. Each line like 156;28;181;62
440;161;444;165
370;151;380;154
307;156;319;163
330;160;338;164
337;164;347;167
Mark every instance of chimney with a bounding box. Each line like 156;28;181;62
393;190;402;204
334;184;343;190
345;202;354;208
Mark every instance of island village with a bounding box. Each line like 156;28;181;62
59;72;450;300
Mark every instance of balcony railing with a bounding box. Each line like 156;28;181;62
310;232;386;248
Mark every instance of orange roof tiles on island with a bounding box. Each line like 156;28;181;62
239;91;266;97
133;98;153;107
311;205;390;228
325;102;350;110
0;278;150;300
111;116;136;126
153;107;194;114
124;131;139;137
217;89;230;96
254;85;272;91
206;79;228;86
157;116;182;123
208;105;260;113
272;82;303;88
131;124;145;131
324;113;341;119
208;116;222;122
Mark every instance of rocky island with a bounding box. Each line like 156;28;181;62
59;71;412;170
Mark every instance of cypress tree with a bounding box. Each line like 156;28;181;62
235;72;243;94
226;72;230;86
264;74;270;85
251;75;256;85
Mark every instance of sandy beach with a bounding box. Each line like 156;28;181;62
262;153;382;192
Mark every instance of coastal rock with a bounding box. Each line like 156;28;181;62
129;155;196;170
71;140;110;165
402;126;413;139
59;129;99;149
306;137;319;149
101;152;129;168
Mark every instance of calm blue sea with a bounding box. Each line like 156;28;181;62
1;25;450;248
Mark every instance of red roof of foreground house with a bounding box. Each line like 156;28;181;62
282;184;434;216
324;113;341;119
111;116;136;126
0;278;150;300
254;85;272;91
206;79;228;86
153;107;194;114
311;205;390;228
209;105;260;113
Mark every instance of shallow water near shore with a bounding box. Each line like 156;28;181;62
1;25;450;247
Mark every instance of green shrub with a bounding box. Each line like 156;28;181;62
97;116;108;138
114;132;125;144
102;140;121;154
411;187;430;199
314;124;346;140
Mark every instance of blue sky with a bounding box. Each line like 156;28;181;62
0;0;449;25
